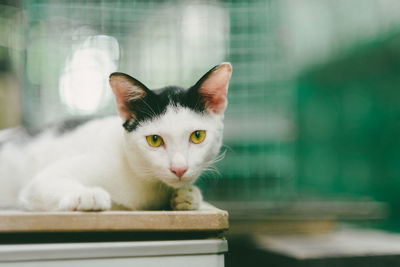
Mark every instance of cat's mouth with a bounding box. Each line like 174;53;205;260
161;176;195;188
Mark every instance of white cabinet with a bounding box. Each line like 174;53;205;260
0;239;227;267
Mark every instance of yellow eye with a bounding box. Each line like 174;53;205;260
190;130;206;144
146;135;164;147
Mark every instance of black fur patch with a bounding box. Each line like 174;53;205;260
25;116;94;137
54;117;94;135
122;84;207;132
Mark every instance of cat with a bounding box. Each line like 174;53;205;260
0;62;232;211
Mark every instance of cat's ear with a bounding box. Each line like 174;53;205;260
193;62;232;115
109;72;149;121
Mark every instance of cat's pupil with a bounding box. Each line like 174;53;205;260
195;131;200;139
152;135;158;142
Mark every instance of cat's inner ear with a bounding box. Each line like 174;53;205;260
109;73;148;121
194;62;232;115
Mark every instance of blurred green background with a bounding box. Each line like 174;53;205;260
1;0;400;230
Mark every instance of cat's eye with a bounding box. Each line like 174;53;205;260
146;135;164;147
190;130;206;144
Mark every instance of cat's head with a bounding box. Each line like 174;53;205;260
109;63;232;188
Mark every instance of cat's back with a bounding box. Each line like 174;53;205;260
0;116;123;173
30;116;122;161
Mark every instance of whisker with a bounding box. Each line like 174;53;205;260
213;150;227;164
221;144;234;152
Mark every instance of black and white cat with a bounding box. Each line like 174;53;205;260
0;63;232;211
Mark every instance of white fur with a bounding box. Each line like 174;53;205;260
0;106;224;211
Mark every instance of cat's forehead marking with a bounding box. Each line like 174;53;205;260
138;105;207;135
124;86;205;132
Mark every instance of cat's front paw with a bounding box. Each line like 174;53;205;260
170;185;203;211
58;187;111;211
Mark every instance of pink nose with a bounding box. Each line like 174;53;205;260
170;167;188;178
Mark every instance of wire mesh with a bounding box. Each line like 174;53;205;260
19;0;296;201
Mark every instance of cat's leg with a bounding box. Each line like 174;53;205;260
18;156;112;211
19;176;111;211
170;185;203;210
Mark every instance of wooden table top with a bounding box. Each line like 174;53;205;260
0;204;228;233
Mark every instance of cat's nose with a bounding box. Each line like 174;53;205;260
170;153;187;179
170;166;188;178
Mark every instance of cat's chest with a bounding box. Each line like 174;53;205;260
119;183;172;210
106;170;172;210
